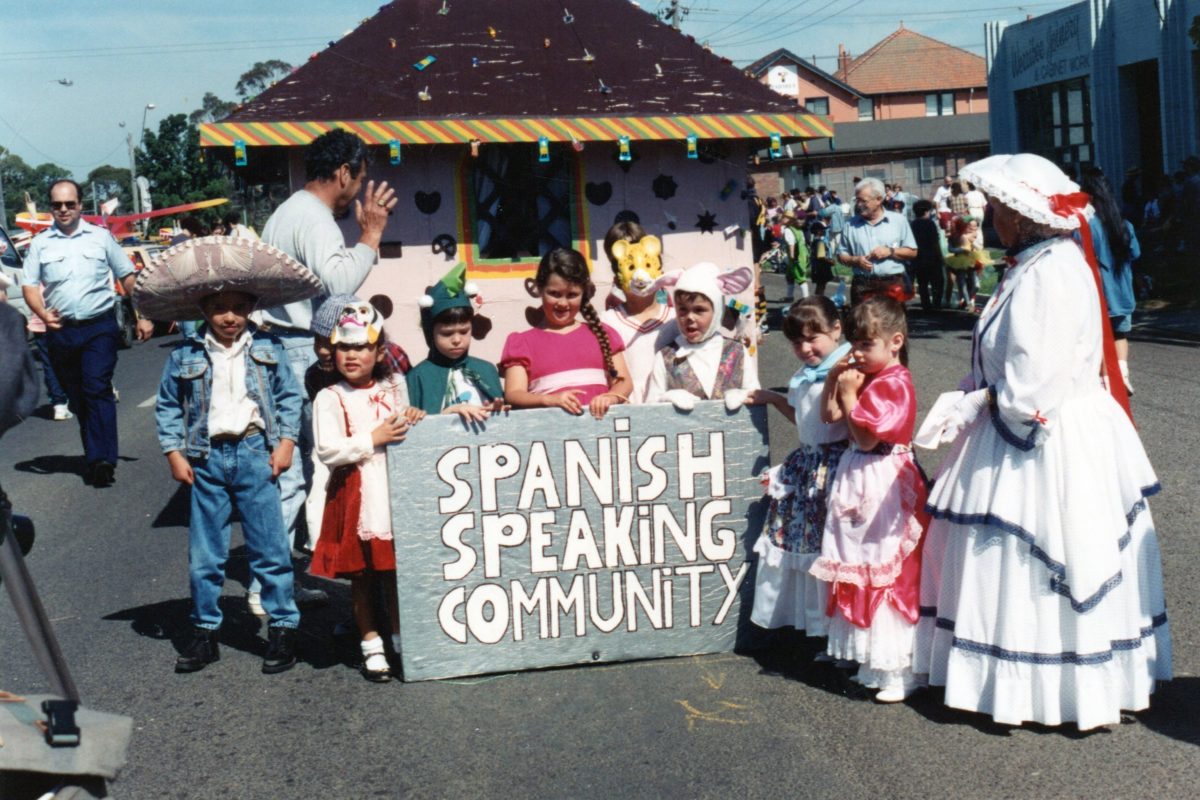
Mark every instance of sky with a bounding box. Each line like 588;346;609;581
0;0;1079;180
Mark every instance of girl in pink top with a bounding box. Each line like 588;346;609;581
501;248;632;419
810;295;928;703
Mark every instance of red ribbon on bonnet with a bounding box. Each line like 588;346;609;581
1048;192;1133;421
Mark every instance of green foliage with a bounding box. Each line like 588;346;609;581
85;164;133;213
188;92;238;126
136;114;232;217
234;60;293;100
0;147;70;229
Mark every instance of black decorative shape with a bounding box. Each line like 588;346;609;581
431;234;457;258
414;190;441;215
652;174;678;200
613;210;641;226
585;181;612;206
695;210;718;234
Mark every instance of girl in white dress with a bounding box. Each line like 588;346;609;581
914;154;1171;730
749;296;849;635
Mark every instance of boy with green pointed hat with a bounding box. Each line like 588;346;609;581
406;263;504;421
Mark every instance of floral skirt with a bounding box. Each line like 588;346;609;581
766;442;847;554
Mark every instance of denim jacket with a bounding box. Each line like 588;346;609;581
155;324;303;458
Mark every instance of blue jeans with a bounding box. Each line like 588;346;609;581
189;433;300;629
32;332;67;406
249;329;315;595
46;313;120;465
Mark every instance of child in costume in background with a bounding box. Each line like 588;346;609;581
309;300;425;682
600;222;677;404
780;214;811;303
407;263;504;419
748;296;850;635
646;262;758;411
811;296;928;702
501;248;632;419
945;216;990;313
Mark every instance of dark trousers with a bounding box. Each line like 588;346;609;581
849;274;907;308
914;261;946;309
32;332;67;406
45;314;120;466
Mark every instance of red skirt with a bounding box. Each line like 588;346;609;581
310;465;396;579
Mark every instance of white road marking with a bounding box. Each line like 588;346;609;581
138;394;157;408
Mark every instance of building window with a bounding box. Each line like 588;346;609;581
918;156;945;183
1016;77;1093;172
857;98;874;120
925;92;956;116
470;144;573;260
805;96;829;116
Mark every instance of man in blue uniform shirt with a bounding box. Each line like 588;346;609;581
21;179;153;487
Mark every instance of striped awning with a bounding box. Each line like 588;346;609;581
199;112;832;148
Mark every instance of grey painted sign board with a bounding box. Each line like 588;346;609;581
387;402;770;681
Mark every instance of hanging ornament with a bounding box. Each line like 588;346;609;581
389;139;402;166
686;134;698;160
563;9;574;23
655;63;663;77
801;140;810;156
538;136;551;163
544;37;551;48
597;79;612;94
695;210;718;234
769;132;782;159
664;211;678;231
234;139;248;167
571;137;585;153
414;55;437;71
487;26;497;38
469;138;482;157
618;136;631;162
437;1;450;15
471;56;479;68
418;86;432;101
582;49;595;62
652;174;678;200
389;37;397;48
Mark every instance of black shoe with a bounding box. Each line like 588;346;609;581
262;627;298;674
293;585;329;610
175;627;220;673
89;462;115;488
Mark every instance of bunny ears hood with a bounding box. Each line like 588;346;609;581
660;262;753;341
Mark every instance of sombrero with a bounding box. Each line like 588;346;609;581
132;236;323;321
958;153;1092;231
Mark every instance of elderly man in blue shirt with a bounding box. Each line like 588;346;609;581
838;177;918;307
21;179;153;487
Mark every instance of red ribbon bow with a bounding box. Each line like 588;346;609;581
1047;192;1091;218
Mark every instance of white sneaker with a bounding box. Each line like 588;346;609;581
53;404;73;421
247;591;265;616
875;675;920;703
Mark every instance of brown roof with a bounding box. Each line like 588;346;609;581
225;0;800;122
835;27;986;94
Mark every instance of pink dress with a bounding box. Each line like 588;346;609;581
500;324;625;405
809;364;928;686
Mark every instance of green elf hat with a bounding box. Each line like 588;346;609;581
418;262;479;319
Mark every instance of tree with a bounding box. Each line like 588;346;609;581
235;60;293;100
0;147;69;229
188;92;238;126
85;164;132;213
137;114;232;216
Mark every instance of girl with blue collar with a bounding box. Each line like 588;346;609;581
747;296;850;637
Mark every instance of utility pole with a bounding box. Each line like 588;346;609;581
667;0;682;30
127;132;139;219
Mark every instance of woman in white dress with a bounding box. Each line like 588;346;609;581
914;154;1171;730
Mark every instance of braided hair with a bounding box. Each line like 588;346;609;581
535;248;618;380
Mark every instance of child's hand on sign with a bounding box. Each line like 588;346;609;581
371;414;409;446
547;389;586;416
445;403;493;424
589;391;626;420
402;406;427;425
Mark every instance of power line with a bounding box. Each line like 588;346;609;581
0;36;326;58
0;113;126;169
713;0;873;49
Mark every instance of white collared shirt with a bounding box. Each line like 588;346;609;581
204;330;265;437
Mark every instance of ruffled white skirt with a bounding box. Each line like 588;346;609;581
750;538;829;634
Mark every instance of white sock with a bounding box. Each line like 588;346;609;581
361;637;389;672
798;282;811;299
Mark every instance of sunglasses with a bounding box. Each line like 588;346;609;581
50;201;79;210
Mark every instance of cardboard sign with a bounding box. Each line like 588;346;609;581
388;403;770;681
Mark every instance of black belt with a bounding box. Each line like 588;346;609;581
60;309;115;328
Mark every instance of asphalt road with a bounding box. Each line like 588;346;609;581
1;276;1197;799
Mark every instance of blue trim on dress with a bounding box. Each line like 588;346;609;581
988;401;1041;451
940;613;1168;666
925;484;1161;613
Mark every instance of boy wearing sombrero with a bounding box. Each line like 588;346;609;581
135;236;323;675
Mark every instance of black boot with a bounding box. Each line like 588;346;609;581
262;627;298;674
175;627;220;673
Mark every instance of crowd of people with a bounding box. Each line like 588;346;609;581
7;128;1172;731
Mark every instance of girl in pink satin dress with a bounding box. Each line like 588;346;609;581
810;296;928;703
